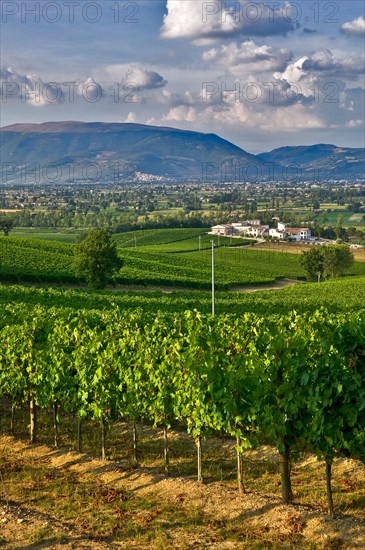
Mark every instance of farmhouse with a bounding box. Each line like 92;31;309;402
269;221;311;241
211;220;269;238
211;219;312;241
286;228;311;241
244;224;269;238
211;224;233;236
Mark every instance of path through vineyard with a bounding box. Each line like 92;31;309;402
1;435;364;549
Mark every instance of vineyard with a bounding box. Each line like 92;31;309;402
1;228;365;547
1;305;364;518
0;276;364;315
1;234;364;288
114;227;251;251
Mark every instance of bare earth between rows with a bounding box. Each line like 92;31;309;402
1;436;364;549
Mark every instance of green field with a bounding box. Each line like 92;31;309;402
11;228;80;243
314;209;365;227
0;276;364;316
114;227;251;252
1;230;364;289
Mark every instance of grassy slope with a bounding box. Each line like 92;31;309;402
0;276;364;315
1;233;364;289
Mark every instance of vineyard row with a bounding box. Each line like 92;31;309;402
1;305;364;515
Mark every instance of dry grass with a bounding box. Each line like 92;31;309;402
0;403;365;549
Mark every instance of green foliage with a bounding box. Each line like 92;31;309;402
1;306;364;468
1;304;364;509
323;244;354;278
74;229;123;289
301;245;355;281
0;276;364;316
0;237;76;283
1;235;362;289
0;218;13;236
300;248;325;281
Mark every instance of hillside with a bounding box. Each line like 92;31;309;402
257;144;365;180
1;121;364;183
0;121;263;183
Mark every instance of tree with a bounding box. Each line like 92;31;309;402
74;229;123;289
300;248;325;282
0;218;13;236
323;245;354;279
301;245;354;281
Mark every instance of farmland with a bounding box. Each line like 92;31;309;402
1;231;364;289
0;275;364;316
0;305;365;550
0;224;364;549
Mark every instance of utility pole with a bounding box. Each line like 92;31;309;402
211;240;215;317
198;235;201;251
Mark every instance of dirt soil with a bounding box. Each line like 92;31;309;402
231;279;304;293
1;436;364;549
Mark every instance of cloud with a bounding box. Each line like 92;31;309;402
213;102;324;131
124;66;167;90
162;105;198;122
274;49;365;95
101;64;167;92
0;66;64;106
77;77;104;101
125;112;137;122
346;119;364;128
300;49;365;80
341;16;365;37
161;0;298;42
154;88;197;106
202;40;292;73
159;99;324;133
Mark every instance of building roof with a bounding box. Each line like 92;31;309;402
287;228;310;233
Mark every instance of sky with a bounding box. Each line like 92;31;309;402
0;0;364;153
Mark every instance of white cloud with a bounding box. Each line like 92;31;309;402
202;40;292;73
125;66;167;90
125;112;137;122
274;49;365;100
346;119;364;128
77;77;104;101
101;64;167;91
0;66;64;106
199;101;323;131
161;0;297;43
341;16;365;37
162;105;198;122
154;88;197;106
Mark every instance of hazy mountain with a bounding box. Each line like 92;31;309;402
257;144;365;181
1;122;363;184
0;121;264;184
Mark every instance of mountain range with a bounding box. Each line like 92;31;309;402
0;121;364;184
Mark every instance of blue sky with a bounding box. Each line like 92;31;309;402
1;0;364;152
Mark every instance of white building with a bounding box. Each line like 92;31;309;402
269;228;287;239
269;222;311;241
210;219;314;240
211;220;270;238
245;225;269;238
211;224;233;236
286;228;311;241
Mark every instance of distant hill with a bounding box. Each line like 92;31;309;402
257;144;365;181
0;122;364;183
0;121;264;184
